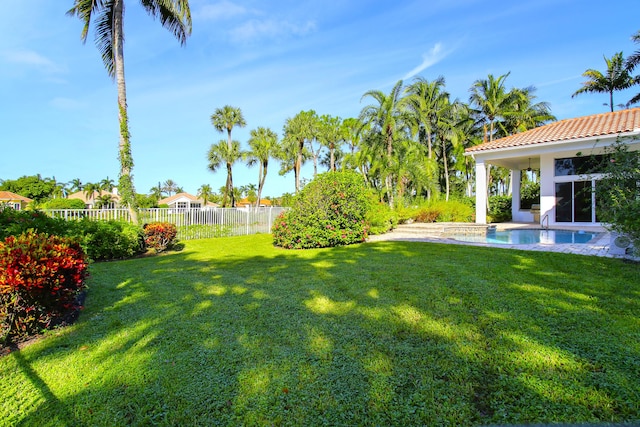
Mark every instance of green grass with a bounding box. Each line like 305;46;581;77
1;235;639;426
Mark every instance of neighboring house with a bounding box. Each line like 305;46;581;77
0;190;33;210
236;198;272;208
465;108;640;227
68;189;121;209
158;192;218;210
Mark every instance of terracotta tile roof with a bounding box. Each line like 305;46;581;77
0;190;33;202
68;190;121;203
466;108;640;154
158;192;217;207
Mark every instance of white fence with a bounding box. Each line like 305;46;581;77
44;207;287;241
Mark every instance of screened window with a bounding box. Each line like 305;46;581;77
554;154;607;176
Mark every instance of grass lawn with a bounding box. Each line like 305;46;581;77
1;234;639;426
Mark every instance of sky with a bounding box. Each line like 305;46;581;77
2;0;640;198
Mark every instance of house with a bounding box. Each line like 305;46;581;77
0;190;33;210
465;108;640;227
158;192;218;210
68;189;121;209
235;198;272;208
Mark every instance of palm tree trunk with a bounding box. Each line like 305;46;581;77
227;162;235;207
442;140;450;201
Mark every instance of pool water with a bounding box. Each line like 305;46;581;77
449;229;599;245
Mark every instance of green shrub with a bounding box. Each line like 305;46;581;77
520;181;540;210
488;195;512;222
408;199;474;223
366;193;397;235
0;232;88;344
40;198;87;209
272;171;369;249
143;222;178;253
0;207;69;240
70;220;145;261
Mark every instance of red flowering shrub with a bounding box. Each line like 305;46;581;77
0;232;88;343
143;222;177;252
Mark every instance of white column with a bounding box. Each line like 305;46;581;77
511;169;521;219
475;161;487;224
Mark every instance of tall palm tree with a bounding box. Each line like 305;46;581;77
572;52;635;112
149;183;164;200
246;127;279;208
210;105;246;207
403;76;448;199
501;87;555;135
358;80;407;208
469;72;523;142
207;140;242;207
282;110;317;192
68;0;192;224
625;31;640;106
197;184;213;206
317;114;343;172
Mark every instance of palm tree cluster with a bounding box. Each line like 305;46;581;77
207;73;554;209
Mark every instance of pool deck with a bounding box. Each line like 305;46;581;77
367;222;636;259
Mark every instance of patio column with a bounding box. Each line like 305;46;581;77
475;161;488;224
511;169;521;219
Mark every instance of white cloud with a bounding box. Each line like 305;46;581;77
402;43;450;80
230;19;317;43
2;49;62;73
197;0;250;20
50;97;84;110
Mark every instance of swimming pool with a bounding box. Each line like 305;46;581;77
449;229;599;245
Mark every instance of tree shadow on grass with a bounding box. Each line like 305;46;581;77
4;237;640;426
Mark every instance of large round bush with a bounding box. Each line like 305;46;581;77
272;171;369;249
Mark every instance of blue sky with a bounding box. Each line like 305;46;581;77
2;0;639;198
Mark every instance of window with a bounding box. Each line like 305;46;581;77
554;154;608;176
176;202;188;209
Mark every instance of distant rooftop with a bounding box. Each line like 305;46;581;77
466;108;640;154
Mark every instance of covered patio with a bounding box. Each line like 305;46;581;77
465;108;640;227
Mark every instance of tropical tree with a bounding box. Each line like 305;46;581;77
207;140;242;207
317;114;343;172
572;52;635;112
94;193;114;209
162;179;179;196
197;184;213;206
625;31;640;106
83;182;100;205
68;0;192;224
246;126;279;208
282;110;318;192
99;176;115;192
500;86;555;135
149;183;164;200
358;80;407;207
469;72;520;142
210;105;246;207
68;178;83;193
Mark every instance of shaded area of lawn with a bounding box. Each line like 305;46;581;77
1;235;639;426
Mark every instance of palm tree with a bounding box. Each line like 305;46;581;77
317;114;343;172
572;52;635;112
246;127;279;208
162;179;179;196
358;80;407;208
67;0;192;224
95;193;114;209
149;183;164;200
501;87;555;135
207;140;242;207
197;184;213;206
68;178;83;193
210;105;246;207
469;73;520;142
625;31;640;107
99;176;115;192
83;182;100;207
404;76;448;199
282;110;317;192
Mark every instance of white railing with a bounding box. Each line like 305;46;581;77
44;207;287;241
